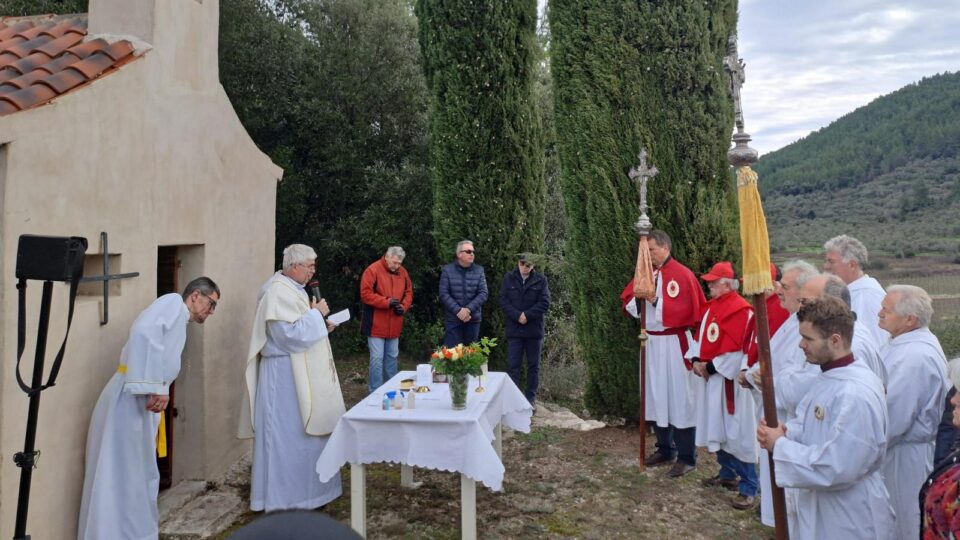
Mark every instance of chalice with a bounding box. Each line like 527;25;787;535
475;362;488;393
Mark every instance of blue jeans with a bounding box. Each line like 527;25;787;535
507;337;543;402
443;320;480;348
367;337;399;393
717;449;758;497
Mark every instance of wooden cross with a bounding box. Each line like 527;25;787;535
629;148;658;233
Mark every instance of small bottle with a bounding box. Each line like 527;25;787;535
407;389;416;409
382;393;391;410
393;392;403;410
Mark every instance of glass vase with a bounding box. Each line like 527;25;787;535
449;373;468;410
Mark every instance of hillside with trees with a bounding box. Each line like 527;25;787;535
755;71;960;256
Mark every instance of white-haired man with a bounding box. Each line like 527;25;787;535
239;244;346;511
823;235;889;345
742;259;817;527
879;284;949;540
688;262;758;509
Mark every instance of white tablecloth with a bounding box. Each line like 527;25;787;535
316;371;532;491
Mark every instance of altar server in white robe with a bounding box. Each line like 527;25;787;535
823;234;889;346
758;296;894;540
878;284;949;540
78;277;220;540
686;262;758;510
799;273;885;385
742;260;817;527
239;244;347;512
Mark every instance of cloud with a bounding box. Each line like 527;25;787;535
738;0;960;155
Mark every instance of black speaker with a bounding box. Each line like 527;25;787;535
15;235;88;282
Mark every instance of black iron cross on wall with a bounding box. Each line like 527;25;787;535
79;232;139;325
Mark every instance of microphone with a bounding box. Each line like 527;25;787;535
306;280;322;303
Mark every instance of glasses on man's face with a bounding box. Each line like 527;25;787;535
460;250;475;255
201;293;218;311
520;262;533;269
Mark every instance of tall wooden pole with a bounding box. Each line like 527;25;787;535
725;33;789;540
629;149;658;470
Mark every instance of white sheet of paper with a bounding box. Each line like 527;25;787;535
328;309;351;325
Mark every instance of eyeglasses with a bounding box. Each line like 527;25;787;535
520;262;533;268
460;250;475;255
200;292;218;311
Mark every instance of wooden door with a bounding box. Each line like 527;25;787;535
156;246;179;490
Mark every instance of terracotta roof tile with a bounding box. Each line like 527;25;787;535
35;31;83;57
0;16;141;116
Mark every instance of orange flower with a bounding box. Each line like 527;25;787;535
443;349;453;360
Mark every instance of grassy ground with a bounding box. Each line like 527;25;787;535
213;354;773;539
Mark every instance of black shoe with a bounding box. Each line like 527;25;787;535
645;453;676;467
701;475;738;491
667;462;695;477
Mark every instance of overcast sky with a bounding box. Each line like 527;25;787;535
538;1;960;156
738;0;960;155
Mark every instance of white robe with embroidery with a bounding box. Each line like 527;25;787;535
245;272;345;511
78;294;188;540
773;360;894;539
687;310;757;463
848;274;889;346
625;277;696;428
880;327;949;540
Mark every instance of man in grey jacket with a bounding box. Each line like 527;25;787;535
439;240;488;347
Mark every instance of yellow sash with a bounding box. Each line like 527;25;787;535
116;364;167;458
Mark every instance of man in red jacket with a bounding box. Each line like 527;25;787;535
360;246;413;393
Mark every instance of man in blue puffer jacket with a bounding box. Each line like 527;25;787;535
499;253;551;404
439;240;488;347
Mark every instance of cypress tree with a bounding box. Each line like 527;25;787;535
415;0;545;358
551;0;739;417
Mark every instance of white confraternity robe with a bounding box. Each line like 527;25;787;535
852;320;885;386
625;277;696;428
848;274;889;345
745;313;802;527
243;272;346;511
687;310;757;463
78;294;188;540
880;327;949;540
773;360;894;539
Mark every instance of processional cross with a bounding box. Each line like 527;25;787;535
724;34;747;134
628;148;658;234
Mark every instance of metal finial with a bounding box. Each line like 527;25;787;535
724;34;758;167
628;148;658;234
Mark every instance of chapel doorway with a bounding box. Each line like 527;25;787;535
156;246;180;489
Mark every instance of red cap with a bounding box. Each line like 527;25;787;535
770;262;781;282
701;261;735;282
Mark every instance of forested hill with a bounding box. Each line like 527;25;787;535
756;71;960;254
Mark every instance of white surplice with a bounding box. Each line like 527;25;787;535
745;313;803;527
625;279;696;428
848;274;890;346
880;327;949;540
772;360;894;540
852;319;885;386
249;273;342;511
687;312;757;464
78;294;188;540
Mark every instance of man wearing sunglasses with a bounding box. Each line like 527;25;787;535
439;240;488;347
499;253;550;406
79;277;220;540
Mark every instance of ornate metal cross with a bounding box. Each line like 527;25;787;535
724;33;747;133
628;148;658;234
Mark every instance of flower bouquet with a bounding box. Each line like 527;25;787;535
430;337;497;409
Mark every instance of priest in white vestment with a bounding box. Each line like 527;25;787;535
823;234;889;345
878;284;949;540
742;260;816;527
758;296;894;540
78;277;220;540
239;244;347;512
